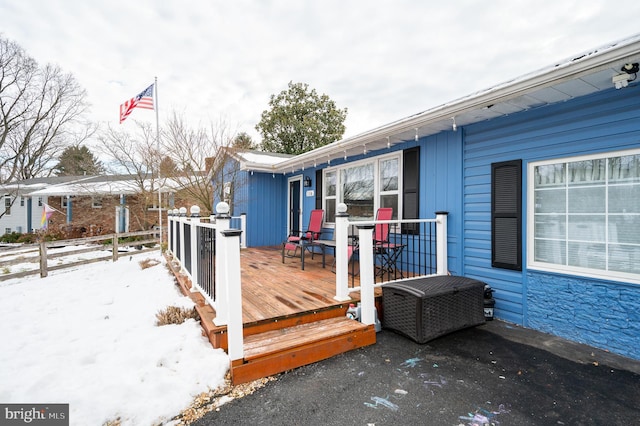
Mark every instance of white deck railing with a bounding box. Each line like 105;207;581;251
333;205;448;329
167;202;448;364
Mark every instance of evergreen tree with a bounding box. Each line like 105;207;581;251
53;145;104;176
256;82;347;155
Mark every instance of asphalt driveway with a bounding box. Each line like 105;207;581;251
192;320;640;425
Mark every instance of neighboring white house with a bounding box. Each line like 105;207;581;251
0;175;186;236
0;176;80;235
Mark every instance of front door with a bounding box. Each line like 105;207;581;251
288;177;302;234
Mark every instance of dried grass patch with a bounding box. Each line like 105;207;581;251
171;373;276;424
139;258;161;269
155;306;200;326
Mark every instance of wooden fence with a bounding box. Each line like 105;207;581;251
0;230;160;281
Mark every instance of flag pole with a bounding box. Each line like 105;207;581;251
155;76;163;245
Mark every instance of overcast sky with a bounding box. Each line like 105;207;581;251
1;0;640;143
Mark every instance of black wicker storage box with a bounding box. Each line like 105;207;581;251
382;276;486;343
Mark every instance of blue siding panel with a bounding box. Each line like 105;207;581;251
420;132;464;275
463;85;640;359
242;172;287;247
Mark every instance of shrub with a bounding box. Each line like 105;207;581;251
155;306;200;326
0;232;22;243
139;258;161;269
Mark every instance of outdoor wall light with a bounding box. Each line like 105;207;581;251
452;117;457;132
303;176;312;187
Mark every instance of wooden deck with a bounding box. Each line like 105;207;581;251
167;246;379;385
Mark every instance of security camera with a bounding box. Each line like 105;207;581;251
621;63;639;74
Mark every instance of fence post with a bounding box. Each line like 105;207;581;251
213;202;231;326
240;213;247;249
222;228;244;363
356;225;375;326
334;203;351;301
112;234;118;261
39;241;48;278
436;211;449;275
190;205;201;292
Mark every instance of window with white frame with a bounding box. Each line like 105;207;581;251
4;196;11;216
323;154;401;223
528;149;640;282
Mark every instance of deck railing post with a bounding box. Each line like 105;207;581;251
436;211;449;275
240;213;247;248
189;206;201;292
221;228;244;362
334;203;351;301
178;207;187;271
166;210;173;255
356;225;375;326
169;209;178;258
213;202;231;326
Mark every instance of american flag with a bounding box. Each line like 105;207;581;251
119;83;154;123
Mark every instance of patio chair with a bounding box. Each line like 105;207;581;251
282;209;325;263
372;207;405;278
334;207;394;275
373;207;394;245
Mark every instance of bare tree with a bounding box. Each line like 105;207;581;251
162;112;242;215
97;111;246;223
0;35;92;182
96;121;161;230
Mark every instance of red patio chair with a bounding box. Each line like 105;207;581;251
373;207;394;244
335;207;394;275
282;209;325;262
372;207;405;278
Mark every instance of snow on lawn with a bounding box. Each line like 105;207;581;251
0;250;229;425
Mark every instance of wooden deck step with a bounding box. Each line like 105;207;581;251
231;316;376;385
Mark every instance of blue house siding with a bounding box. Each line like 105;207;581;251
421;132;464;275
463;86;640;359
234;170;287;247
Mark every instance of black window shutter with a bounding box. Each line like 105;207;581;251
491;159;522;270
402;147;420;234
315;169;323;210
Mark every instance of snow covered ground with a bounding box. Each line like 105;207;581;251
0;249;229;425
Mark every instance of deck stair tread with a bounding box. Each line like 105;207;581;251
231;316;376;384
243;316;368;360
